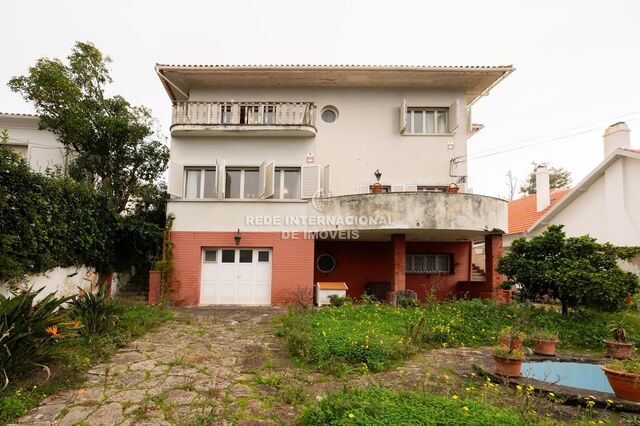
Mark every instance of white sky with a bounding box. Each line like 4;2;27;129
1;0;639;199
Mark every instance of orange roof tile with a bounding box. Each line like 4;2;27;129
508;189;571;235
317;282;348;290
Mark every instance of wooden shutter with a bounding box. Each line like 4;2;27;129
400;99;407;134
216;159;226;199
322;165;331;194
301;165;321;199
391;184;405;193
449;99;459;133
259;161;275;199
168;160;184;197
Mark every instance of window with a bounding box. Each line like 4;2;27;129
417;186;446;193
221;104;233;124
406;108;448;134
184;167;217;199
263;105;276;124
321;106;338;123
221;250;235;263
405;254;452;274
258;251;270;262
273;168;301;199
316;253;337;273
225;168;260;199
203;249;217;262
239;250;253;263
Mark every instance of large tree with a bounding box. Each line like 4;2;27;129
519;162;572;196
8;42;169;213
498;225;640;315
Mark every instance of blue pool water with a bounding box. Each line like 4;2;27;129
521;361;614;394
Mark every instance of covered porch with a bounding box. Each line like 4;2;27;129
313;232;504;303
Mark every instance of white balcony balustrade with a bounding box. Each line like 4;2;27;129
171;101;317;137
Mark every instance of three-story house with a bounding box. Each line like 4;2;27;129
155;64;512;306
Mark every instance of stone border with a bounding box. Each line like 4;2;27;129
474;352;640;413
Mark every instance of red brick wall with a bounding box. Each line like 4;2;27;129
391;234;406;292
313;240;472;302
405;241;472;300
484;233;505;293
170;231;315;306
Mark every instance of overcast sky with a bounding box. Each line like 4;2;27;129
1;0;639;198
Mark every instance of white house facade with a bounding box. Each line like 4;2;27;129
155;65;513;306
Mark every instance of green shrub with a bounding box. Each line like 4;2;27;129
398;298;419;308
0;287;71;382
298;386;533;425
328;295;351;307
69;287;121;336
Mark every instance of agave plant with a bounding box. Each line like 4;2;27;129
0;287;71;386
609;320;628;343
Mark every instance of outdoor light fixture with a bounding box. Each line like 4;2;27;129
234;229;242;246
374;169;382;181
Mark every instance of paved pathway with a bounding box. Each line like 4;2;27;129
15;307;298;426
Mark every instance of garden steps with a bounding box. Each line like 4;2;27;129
471;263;486;281
117;268;149;301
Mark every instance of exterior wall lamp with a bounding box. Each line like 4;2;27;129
234;229;242;246
374;169;382;181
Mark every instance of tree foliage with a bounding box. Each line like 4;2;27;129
497;225;640;314
519;162;572;196
8;41;169;213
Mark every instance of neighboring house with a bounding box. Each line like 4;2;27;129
0;112;68;174
155;64;514;306
504;122;640;274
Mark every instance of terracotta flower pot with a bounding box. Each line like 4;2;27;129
499;336;524;350
605;341;636;359
494;355;523;378
603;367;640;402
533;339;559;356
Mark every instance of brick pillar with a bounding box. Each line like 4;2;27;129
391;234;406;292
484;233;505;296
148;270;161;305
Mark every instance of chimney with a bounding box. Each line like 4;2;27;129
603;122;630;157
536;165;550;212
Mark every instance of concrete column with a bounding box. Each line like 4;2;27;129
484;233;505;295
391;234;406;292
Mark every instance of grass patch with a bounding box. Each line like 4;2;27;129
0;301;171;424
277;299;640;373
298;385;539;425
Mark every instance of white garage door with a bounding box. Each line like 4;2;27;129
200;248;272;305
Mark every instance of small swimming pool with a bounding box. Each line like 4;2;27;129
521;361;614;394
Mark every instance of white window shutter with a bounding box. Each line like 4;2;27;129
322;164;331;194
356;184;370;194
391;184;405;193
449;99;459;133
301;165;321;199
259;160;275;199
168;160;184;197
404;184;417;192
216;159;226;199
400;99;407;134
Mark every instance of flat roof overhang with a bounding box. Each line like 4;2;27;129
155;64;514;105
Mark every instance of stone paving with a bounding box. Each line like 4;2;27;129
14;307;588;425
14;307;298;426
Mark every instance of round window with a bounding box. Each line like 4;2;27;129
321;106;338;123
316;253;337;273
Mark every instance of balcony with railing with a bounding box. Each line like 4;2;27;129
170;101;317;137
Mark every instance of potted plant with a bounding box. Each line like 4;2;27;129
602;359;640;402
499;326;525;350
605;320;635;359
532;329;560;356
493;346;524;378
